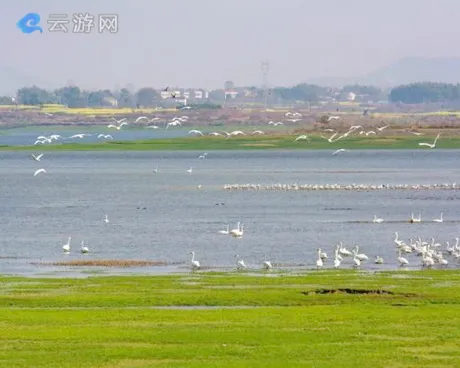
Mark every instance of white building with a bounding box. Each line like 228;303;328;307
224;91;238;99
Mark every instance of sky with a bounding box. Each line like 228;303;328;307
1;0;459;92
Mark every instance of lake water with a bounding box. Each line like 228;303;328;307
1;149;460;277
0;127;189;146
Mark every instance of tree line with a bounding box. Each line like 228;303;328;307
0;83;388;107
10;86;158;108
389;82;460;104
2;82;459;107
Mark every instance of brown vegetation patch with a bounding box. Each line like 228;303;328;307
32;260;168;267
302;288;417;296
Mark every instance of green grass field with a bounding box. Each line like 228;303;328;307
0;134;459;151
2;270;460;367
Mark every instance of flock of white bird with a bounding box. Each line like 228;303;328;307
59;215;110;254
311;231;460;270
186;114;442;156
31;111;443;157
189;222;248;270
25;111;452;271
187;211;455;272
223;183;458;191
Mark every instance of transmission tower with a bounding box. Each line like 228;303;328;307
261;61;270;110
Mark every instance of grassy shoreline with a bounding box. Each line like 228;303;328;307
1;134;459;151
1;269;460;367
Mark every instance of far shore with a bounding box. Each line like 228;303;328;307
3;104;460;130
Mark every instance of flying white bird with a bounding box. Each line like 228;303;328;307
135;116;149;123
68;134;91;139
107;122;128;130
229;131;245;136
187;167;193;173
97;134;113;139
198;153;207;159
294;135;310;142
166;121;181;128
321;132;339;143
285;112;301;117
111;118;127;124
33;168;46;176
34;137;52;145
286;118;302;123
172;116;189;122
188;130;203;136
332;149;348;156
30;153;43;162
376;125;389;132
327;116;340;122
418;133;440;149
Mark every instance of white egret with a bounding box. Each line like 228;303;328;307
63;237;71;252
433;213;443;223
235;255;246;270
190;251;200;270
418;133;440;148
34;168;46;177
262;255;272;270
30;153;43;162
80;241;89;253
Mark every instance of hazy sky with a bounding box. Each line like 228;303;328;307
1;0;459;91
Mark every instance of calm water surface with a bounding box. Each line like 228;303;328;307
1;149;459;277
0;127;189;146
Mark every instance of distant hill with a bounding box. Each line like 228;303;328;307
308;57;460;88
0;66;53;96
